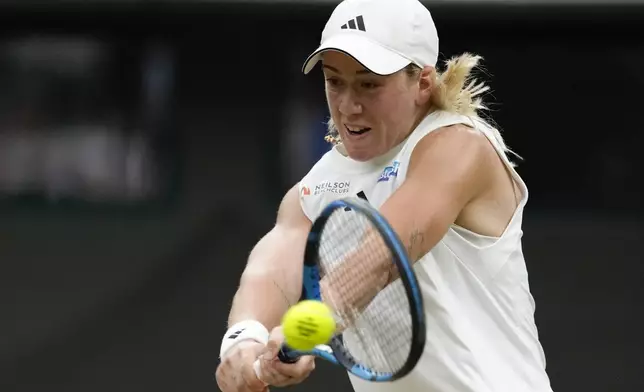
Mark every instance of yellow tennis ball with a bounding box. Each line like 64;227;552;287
282;300;336;351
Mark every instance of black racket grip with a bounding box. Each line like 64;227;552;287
277;347;299;363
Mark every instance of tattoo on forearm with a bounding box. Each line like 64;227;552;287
408;229;425;259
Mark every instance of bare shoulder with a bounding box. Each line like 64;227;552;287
413;123;496;163
379;123;500;260
400;121;516;237
413;123;519;236
275;183;312;229
408;122;496;197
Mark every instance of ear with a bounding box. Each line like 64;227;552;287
416;66;435;106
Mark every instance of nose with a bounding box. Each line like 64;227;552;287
338;88;362;117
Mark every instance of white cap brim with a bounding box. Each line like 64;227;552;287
302;33;412;76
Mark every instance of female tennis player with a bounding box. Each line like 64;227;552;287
215;0;554;391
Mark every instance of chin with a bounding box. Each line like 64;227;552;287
344;144;378;162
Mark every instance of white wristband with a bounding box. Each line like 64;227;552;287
219;320;269;359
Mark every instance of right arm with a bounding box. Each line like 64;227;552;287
227;183;312;331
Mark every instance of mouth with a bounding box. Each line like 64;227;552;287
345;125;372;136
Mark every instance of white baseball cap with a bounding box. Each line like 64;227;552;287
302;0;439;76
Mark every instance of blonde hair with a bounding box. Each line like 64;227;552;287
324;53;512;157
427;53;490;118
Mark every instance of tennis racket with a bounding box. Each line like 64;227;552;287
253;197;425;382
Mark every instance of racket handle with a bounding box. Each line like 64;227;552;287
277;347;299;363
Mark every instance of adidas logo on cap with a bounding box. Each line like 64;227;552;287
340;15;366;32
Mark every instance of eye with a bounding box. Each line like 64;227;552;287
326;77;343;88
360;81;380;90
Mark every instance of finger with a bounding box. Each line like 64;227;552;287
263;327;285;356
253;358;266;383
241;359;269;391
257;358;292;386
238;382;265;392
215;374;228;392
215;363;232;392
269;326;285;342
259;339;280;361
218;366;249;392
271;355;316;379
254;340;278;385
262;360;309;387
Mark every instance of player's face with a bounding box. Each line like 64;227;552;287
322;51;426;161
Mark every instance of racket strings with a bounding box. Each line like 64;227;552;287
318;209;414;374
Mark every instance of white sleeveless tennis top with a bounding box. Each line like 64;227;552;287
298;110;553;392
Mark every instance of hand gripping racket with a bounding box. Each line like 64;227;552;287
254;197;425;382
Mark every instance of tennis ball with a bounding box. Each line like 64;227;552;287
282;300;336;351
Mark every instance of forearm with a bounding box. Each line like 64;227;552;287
321;225;429;320
227;223;305;329
220;183;310;358
321;236;391;321
220;265;302;358
220;234;305;360
228;271;299;330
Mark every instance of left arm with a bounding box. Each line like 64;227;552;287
322;125;495;316
380;124;493;263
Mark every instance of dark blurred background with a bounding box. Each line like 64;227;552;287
1;1;642;391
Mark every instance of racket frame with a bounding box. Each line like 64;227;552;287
280;197;426;382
